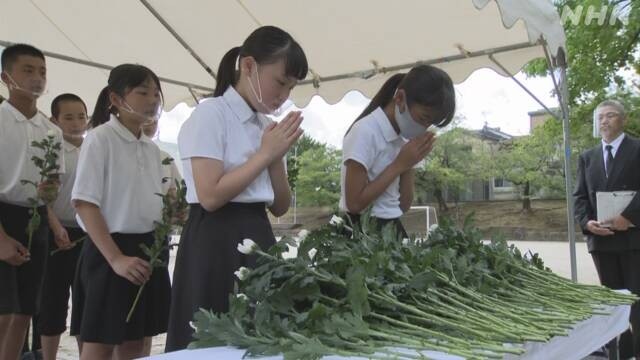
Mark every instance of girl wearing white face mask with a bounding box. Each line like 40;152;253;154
70;64;170;360
167;25;308;352
340;65;456;238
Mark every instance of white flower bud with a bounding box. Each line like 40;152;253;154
297;229;310;241
237;238;257;254
234;267;250;281
308;248;317;260
330;215;344;226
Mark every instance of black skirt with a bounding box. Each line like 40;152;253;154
165;202;276;352
0;201;48;315
70;232;171;344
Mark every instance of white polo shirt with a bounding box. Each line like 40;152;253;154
52;139;81;227
159;149;183;195
340;107;407;219
72;116;162;234
0;100;65;207
178;86;275;205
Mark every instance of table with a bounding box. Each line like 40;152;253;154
146;301;630;360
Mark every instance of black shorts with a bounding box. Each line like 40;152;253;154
36;226;84;335
0;201;49;315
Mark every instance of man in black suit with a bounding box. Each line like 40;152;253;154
574;99;640;357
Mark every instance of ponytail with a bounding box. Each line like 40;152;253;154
213;26;308;98
90;86;113;128
345;65;456;136
345;73;405;136
213;47;241;97
89;64;163;129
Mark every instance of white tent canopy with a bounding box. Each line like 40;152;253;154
1;0;565;111
1;0;578;280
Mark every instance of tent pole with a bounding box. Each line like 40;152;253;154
139;0;217;80
488;54;559;121
0;39;214;93
187;87;200;103
299;42;538;87
557;52;578;282
543;46;578;282
488;47;577;282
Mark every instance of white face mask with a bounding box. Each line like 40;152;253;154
247;63;290;117
395;101;428;139
118;99;163;125
2;72;47;98
62;132;86;142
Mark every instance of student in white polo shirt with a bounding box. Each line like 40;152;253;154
340;65;456;238
166;25;308;352
29;93;88;360
70;64;170;360
0;44;65;360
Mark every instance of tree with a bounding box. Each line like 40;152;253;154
415;128;494;211
287;134;326;191
295;146;341;207
495;122;566;212
521;0;640;201
526;0;639;106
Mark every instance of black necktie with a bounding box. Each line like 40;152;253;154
605;144;614;178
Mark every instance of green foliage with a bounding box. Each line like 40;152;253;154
126;162;188;322
287;134;327;191
496;121;567;199
295;146;342;207
22;134;62;250
525;0;640;106
524;0;640;161
415;128;496;205
189;214;636;359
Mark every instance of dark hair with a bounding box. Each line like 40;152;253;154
51;93;87;119
347;65;456;135
213;25;308;97
90;64;163;128
1;43;45;72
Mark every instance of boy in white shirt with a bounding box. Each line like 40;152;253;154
0;43;64;360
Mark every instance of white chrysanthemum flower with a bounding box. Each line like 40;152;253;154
308;248;318;260
237;238;257;254
428;223;439;233
297;229;310;241
46;129;56;137
330;215;344;226
234;266;250;281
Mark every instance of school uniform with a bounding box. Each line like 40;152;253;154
0;100;64;316
36;139;85;336
166;86;277;351
69;115;170;344
340;107;409;238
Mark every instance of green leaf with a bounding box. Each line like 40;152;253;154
346;265;370;317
